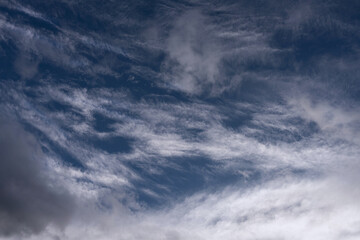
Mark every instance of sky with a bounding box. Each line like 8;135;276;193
0;0;360;239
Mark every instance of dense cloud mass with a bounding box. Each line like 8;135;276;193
0;118;74;237
0;0;360;239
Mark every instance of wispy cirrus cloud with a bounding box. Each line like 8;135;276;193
1;1;360;239
3;79;360;209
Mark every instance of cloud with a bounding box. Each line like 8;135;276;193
4;81;359;198
158;5;286;96
13;52;39;79
22;173;360;240
154;176;360;240
0;117;75;237
162;10;223;95
0;8;127;80
1;2;360;239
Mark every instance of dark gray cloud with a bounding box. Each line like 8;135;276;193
0;117;75;237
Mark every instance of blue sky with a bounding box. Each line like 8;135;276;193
1;0;360;239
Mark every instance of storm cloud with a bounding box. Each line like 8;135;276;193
0;118;74;236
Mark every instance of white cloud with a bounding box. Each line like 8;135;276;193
20;172;360;240
161;10;223;95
